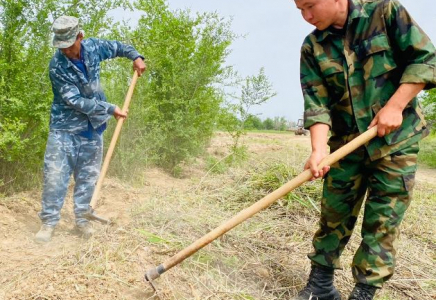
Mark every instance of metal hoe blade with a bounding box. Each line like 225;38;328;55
83;206;111;224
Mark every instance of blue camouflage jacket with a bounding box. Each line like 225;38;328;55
48;38;142;132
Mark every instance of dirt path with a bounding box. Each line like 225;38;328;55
415;165;436;184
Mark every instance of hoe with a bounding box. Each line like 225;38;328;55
144;126;379;291
84;71;139;224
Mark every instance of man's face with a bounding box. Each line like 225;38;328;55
60;35;82;59
295;0;340;30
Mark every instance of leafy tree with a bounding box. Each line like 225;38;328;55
288;120;297;129
104;0;236;176
421;89;436;131
273;116;287;131
0;0;55;192
223;67;276;149
244;114;264;130
263;118;274;130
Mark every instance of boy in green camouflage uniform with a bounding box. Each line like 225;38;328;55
293;0;436;299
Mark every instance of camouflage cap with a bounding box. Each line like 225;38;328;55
52;16;79;48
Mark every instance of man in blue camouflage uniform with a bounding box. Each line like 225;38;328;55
36;16;146;243
293;0;436;299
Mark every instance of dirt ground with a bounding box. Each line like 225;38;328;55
0;132;435;300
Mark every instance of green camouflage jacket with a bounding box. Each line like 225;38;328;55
300;0;436;160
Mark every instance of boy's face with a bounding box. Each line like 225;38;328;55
295;0;341;30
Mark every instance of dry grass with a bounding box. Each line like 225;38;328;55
0;132;434;300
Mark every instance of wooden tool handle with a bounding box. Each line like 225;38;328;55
146;126;378;279
90;71;139;208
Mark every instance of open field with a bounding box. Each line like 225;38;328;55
0;132;435;300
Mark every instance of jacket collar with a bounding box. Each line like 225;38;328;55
55;40;91;67
55;40;90;83
315;0;369;42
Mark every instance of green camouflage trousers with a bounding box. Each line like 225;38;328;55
308;142;419;288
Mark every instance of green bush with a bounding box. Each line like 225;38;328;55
421;89;436;130
206;156;229;174
106;0;236;176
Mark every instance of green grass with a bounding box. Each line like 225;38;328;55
418;133;436;168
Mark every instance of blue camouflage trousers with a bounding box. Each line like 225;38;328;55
39;130;103;226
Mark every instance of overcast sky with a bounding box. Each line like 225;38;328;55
113;0;436;122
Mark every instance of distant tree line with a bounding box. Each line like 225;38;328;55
243;115;296;131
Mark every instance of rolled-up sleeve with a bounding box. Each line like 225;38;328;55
385;0;436;89
300;42;332;129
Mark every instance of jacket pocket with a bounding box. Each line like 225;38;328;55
371;100;426;146
319;58;346;100
356;34;397;79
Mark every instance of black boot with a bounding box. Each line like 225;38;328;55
295;265;342;300
348;283;377;300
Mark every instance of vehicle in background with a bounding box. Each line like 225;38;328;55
294;119;309;136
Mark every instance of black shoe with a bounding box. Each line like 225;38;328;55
294;265;342;300
348;283;377;300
